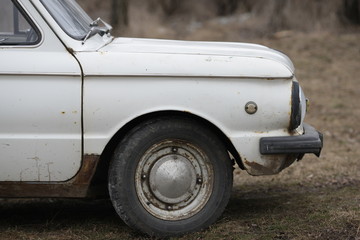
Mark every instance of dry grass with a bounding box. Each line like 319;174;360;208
0;184;358;240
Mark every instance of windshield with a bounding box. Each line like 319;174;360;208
40;0;92;40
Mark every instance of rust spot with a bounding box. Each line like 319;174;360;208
244;154;297;176
182;110;192;114
244;160;276;175
61;111;66;114
254;131;269;134
0;154;102;198
73;154;100;184
66;47;74;54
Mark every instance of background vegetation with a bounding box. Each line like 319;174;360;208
79;0;360;40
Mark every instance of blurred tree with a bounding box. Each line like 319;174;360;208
216;0;238;15
111;0;129;28
160;0;180;16
344;0;360;24
267;0;287;31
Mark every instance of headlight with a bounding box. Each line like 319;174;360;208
289;81;302;130
300;86;307;125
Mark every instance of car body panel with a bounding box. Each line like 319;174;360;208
78;37;294;79
76;38;296;175
0;0;82;181
80;74;293;176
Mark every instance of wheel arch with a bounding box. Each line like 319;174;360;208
90;110;244;190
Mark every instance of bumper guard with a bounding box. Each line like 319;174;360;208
260;123;323;157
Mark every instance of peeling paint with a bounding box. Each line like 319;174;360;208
26;156;41;181
254;131;269;134
46;162;54;181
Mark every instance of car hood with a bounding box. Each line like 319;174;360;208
77;37;295;79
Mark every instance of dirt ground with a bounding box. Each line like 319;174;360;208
1;1;360;239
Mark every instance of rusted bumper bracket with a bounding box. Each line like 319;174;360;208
260;123;323;157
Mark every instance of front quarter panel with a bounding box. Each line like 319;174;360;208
81;73;293;176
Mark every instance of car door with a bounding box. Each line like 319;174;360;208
0;0;82;182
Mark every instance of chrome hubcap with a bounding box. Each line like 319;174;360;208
149;155;197;204
135;140;213;220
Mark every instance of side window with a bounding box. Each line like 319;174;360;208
0;0;40;45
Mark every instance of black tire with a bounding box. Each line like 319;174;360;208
108;116;233;237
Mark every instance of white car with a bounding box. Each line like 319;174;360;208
0;0;323;237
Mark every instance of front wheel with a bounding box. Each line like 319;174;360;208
108;117;233;237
